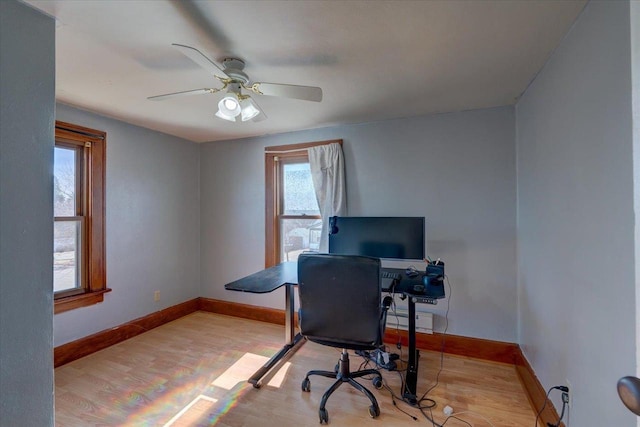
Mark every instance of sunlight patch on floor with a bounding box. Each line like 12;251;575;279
163;395;217;427
210;352;292;389
212;353;269;390
158;351;294;425
265;361;291;388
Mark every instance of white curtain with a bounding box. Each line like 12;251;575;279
308;143;347;253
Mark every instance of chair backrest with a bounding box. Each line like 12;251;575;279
297;253;382;350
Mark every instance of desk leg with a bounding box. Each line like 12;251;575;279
403;297;419;405
248;284;304;388
285;282;295;343
247;333;304;388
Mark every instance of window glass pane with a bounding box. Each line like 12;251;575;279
54;220;82;293
280;218;323;262
282;163;319;215
54;147;76;217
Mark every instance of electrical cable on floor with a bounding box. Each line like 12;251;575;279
534;386;568;427
445;415;473;427
366;361;421;423
545;386;569;427
358;346;433;425
417;397;437;411
417;403;441;426
534;387;553;426
441;410;496;427
385;367;440;425
554;398;567;426
381;381;419;421
430;408;439;427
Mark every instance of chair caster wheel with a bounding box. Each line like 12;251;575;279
319;408;329;424
368;404;380;418
372;375;383;389
301;378;310;392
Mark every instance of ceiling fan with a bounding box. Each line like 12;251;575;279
148;44;323;123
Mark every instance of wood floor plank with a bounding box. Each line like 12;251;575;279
55;312;538;426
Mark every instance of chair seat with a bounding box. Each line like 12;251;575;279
305;336;378;351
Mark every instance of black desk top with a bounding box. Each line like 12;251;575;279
224;262;444;300
224;261;297;294
383;268;446;299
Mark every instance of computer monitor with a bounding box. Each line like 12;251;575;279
328;216;425;261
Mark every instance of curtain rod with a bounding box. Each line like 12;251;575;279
264;148;310;154
265;141;340;154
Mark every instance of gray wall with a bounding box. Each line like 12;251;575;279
53;104;201;346
516;1;636;425
0;1;55;425
201;107;518;342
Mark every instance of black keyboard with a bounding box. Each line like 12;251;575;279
381;270;401;291
381;271;401;280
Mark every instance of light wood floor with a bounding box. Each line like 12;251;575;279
55;312;537;426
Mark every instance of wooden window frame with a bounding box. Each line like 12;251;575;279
265;139;342;267
53;141;88;300
54;121;110;314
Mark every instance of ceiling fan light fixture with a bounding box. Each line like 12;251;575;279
223;98;238;110
215;110;237;122
217;93;241;118
240;97;261;121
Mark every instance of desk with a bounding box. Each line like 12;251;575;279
224;262;445;401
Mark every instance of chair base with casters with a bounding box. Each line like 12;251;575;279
301;348;383;424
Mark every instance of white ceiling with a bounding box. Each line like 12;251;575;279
25;0;586;143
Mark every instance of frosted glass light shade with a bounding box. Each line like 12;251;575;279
217;93;241;117
240;97;261;121
215;110;237;122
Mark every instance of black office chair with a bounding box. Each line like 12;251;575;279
297;253;391;424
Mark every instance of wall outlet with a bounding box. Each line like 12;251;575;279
154;290;160;302
565;378;572;426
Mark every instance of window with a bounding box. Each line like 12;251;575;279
265;140;342;267
54;121;108;313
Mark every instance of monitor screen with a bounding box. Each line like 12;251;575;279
328;216;425;260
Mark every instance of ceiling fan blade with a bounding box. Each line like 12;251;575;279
251;109;267;122
172;43;228;79
250;82;322;102
148;88;221;101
